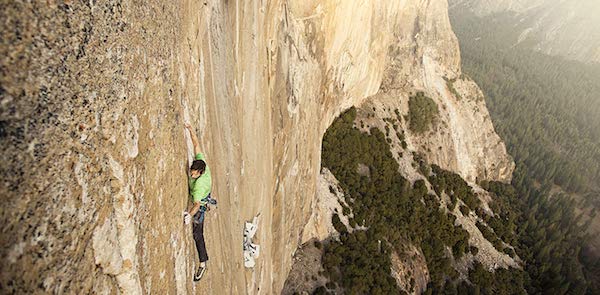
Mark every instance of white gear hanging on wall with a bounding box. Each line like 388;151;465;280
243;214;261;268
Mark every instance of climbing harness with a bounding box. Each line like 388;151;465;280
194;194;218;224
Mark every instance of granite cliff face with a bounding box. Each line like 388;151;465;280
450;0;600;64
1;0;512;293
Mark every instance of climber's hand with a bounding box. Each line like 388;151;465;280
183;211;191;225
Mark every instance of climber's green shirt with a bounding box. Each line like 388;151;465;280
189;153;211;205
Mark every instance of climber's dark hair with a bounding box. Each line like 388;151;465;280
191;160;206;174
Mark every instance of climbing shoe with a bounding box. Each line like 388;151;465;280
194;265;206;282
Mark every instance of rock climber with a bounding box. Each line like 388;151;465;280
183;123;212;282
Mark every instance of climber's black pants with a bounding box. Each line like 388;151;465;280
193;210;209;263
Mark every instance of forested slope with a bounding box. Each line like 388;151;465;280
316;108;526;294
449;8;600;294
449;9;600;197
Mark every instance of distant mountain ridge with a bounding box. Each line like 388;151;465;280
450;0;600;64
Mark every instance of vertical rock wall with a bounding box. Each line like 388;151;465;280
1;1;192;293
0;0;512;294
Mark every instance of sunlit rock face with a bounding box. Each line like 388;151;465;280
0;0;512;293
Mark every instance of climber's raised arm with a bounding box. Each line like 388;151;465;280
185;123;202;155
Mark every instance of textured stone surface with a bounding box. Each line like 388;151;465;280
300;168;352;244
281;240;329;295
1;0;513;293
391;245;430;295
